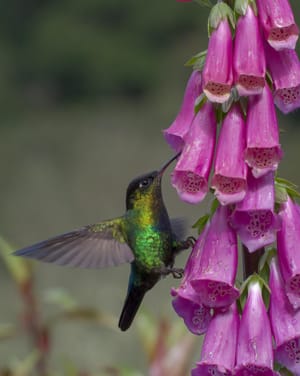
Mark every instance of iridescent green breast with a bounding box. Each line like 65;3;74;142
124;210;173;272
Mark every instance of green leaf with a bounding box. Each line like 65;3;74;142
275;177;300;202
0;237;32;286
194;93;207;114
192;214;210;234
44;288;78;310
210;198;219;216
0;323;16;341
193;0;212;8
185;50;207;70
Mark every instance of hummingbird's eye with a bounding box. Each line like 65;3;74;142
139;177;152;189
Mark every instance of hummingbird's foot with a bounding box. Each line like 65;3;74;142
173;236;196;255
155;266;184;279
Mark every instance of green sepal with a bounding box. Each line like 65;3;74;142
274;362;294;376
238;273;271;312
194;93;207;114
215;105;225;123
208;2;235;35
192;214;210;234
192;199;219;235
222;91;234;113
193;0;212;8
185;50;207;70
234;0;257;16
275;176;300;204
258;248;277;282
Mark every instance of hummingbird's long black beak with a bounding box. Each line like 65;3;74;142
158;152;181;177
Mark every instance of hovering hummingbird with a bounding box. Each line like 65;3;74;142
14;153;194;331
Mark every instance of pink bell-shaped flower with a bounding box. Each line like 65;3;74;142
269;258;300;375
277;196;300;310
171;102;217;204
171;226;212;335
265;44;300;114
163;70;202;152
192;304;239;376
256;0;299;50
212;104;247;205
191;205;239;308
230;171;281;253
245;85;283;178
233;5;266;96
202;18;233;103
235;281;274;376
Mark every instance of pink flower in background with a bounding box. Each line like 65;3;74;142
202;18;233;103
277;196;300;310
245;85;283;178
235;281;274;376
192;304;239;376
163;71;202;152
191;205;239;309
171;102;216;204
171;226;212;335
269;258;300;375
265;44;300;114
230;171;281;253
233;5;266;96
256;0;299;50
212;104;247;205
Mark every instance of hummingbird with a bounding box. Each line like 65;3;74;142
14;153;194;331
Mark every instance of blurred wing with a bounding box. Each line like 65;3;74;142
170;217;187;240
14;218;134;268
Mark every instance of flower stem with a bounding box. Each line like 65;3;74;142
242;245;264;278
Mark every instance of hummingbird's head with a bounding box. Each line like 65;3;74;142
126;153;180;210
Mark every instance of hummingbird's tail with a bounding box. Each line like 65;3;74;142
118;286;146;331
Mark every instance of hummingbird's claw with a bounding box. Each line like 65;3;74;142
185;236;196;248
154;266;184;279
171;267;184;279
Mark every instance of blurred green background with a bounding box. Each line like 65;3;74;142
0;0;299;374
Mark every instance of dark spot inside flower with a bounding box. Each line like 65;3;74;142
277;85;300;105
213;175;246;194
269;24;299;41
238;75;265;92
245;147;281;169
176;171;206;194
204;82;231;98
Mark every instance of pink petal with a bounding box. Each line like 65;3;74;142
245;85;283;178
203;19;233;103
163;71;202;152
234;6;266;96
171;102;216;204
257;0;299;50
212;104;247;205
191;206;239;308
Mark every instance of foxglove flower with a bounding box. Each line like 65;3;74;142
245;85;283;178
163;71;202;152
233;5;266;96
235;281;274;376
277;196;300;310
265;44;300;114
202;18;233;103
192;304;239;376
269;258;300;375
212;104;247;205
256;0;299;50
191;205;239;308
171;102;216;204
171;226;212;335
230;171;281;253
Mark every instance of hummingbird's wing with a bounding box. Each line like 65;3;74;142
14;218;134;268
